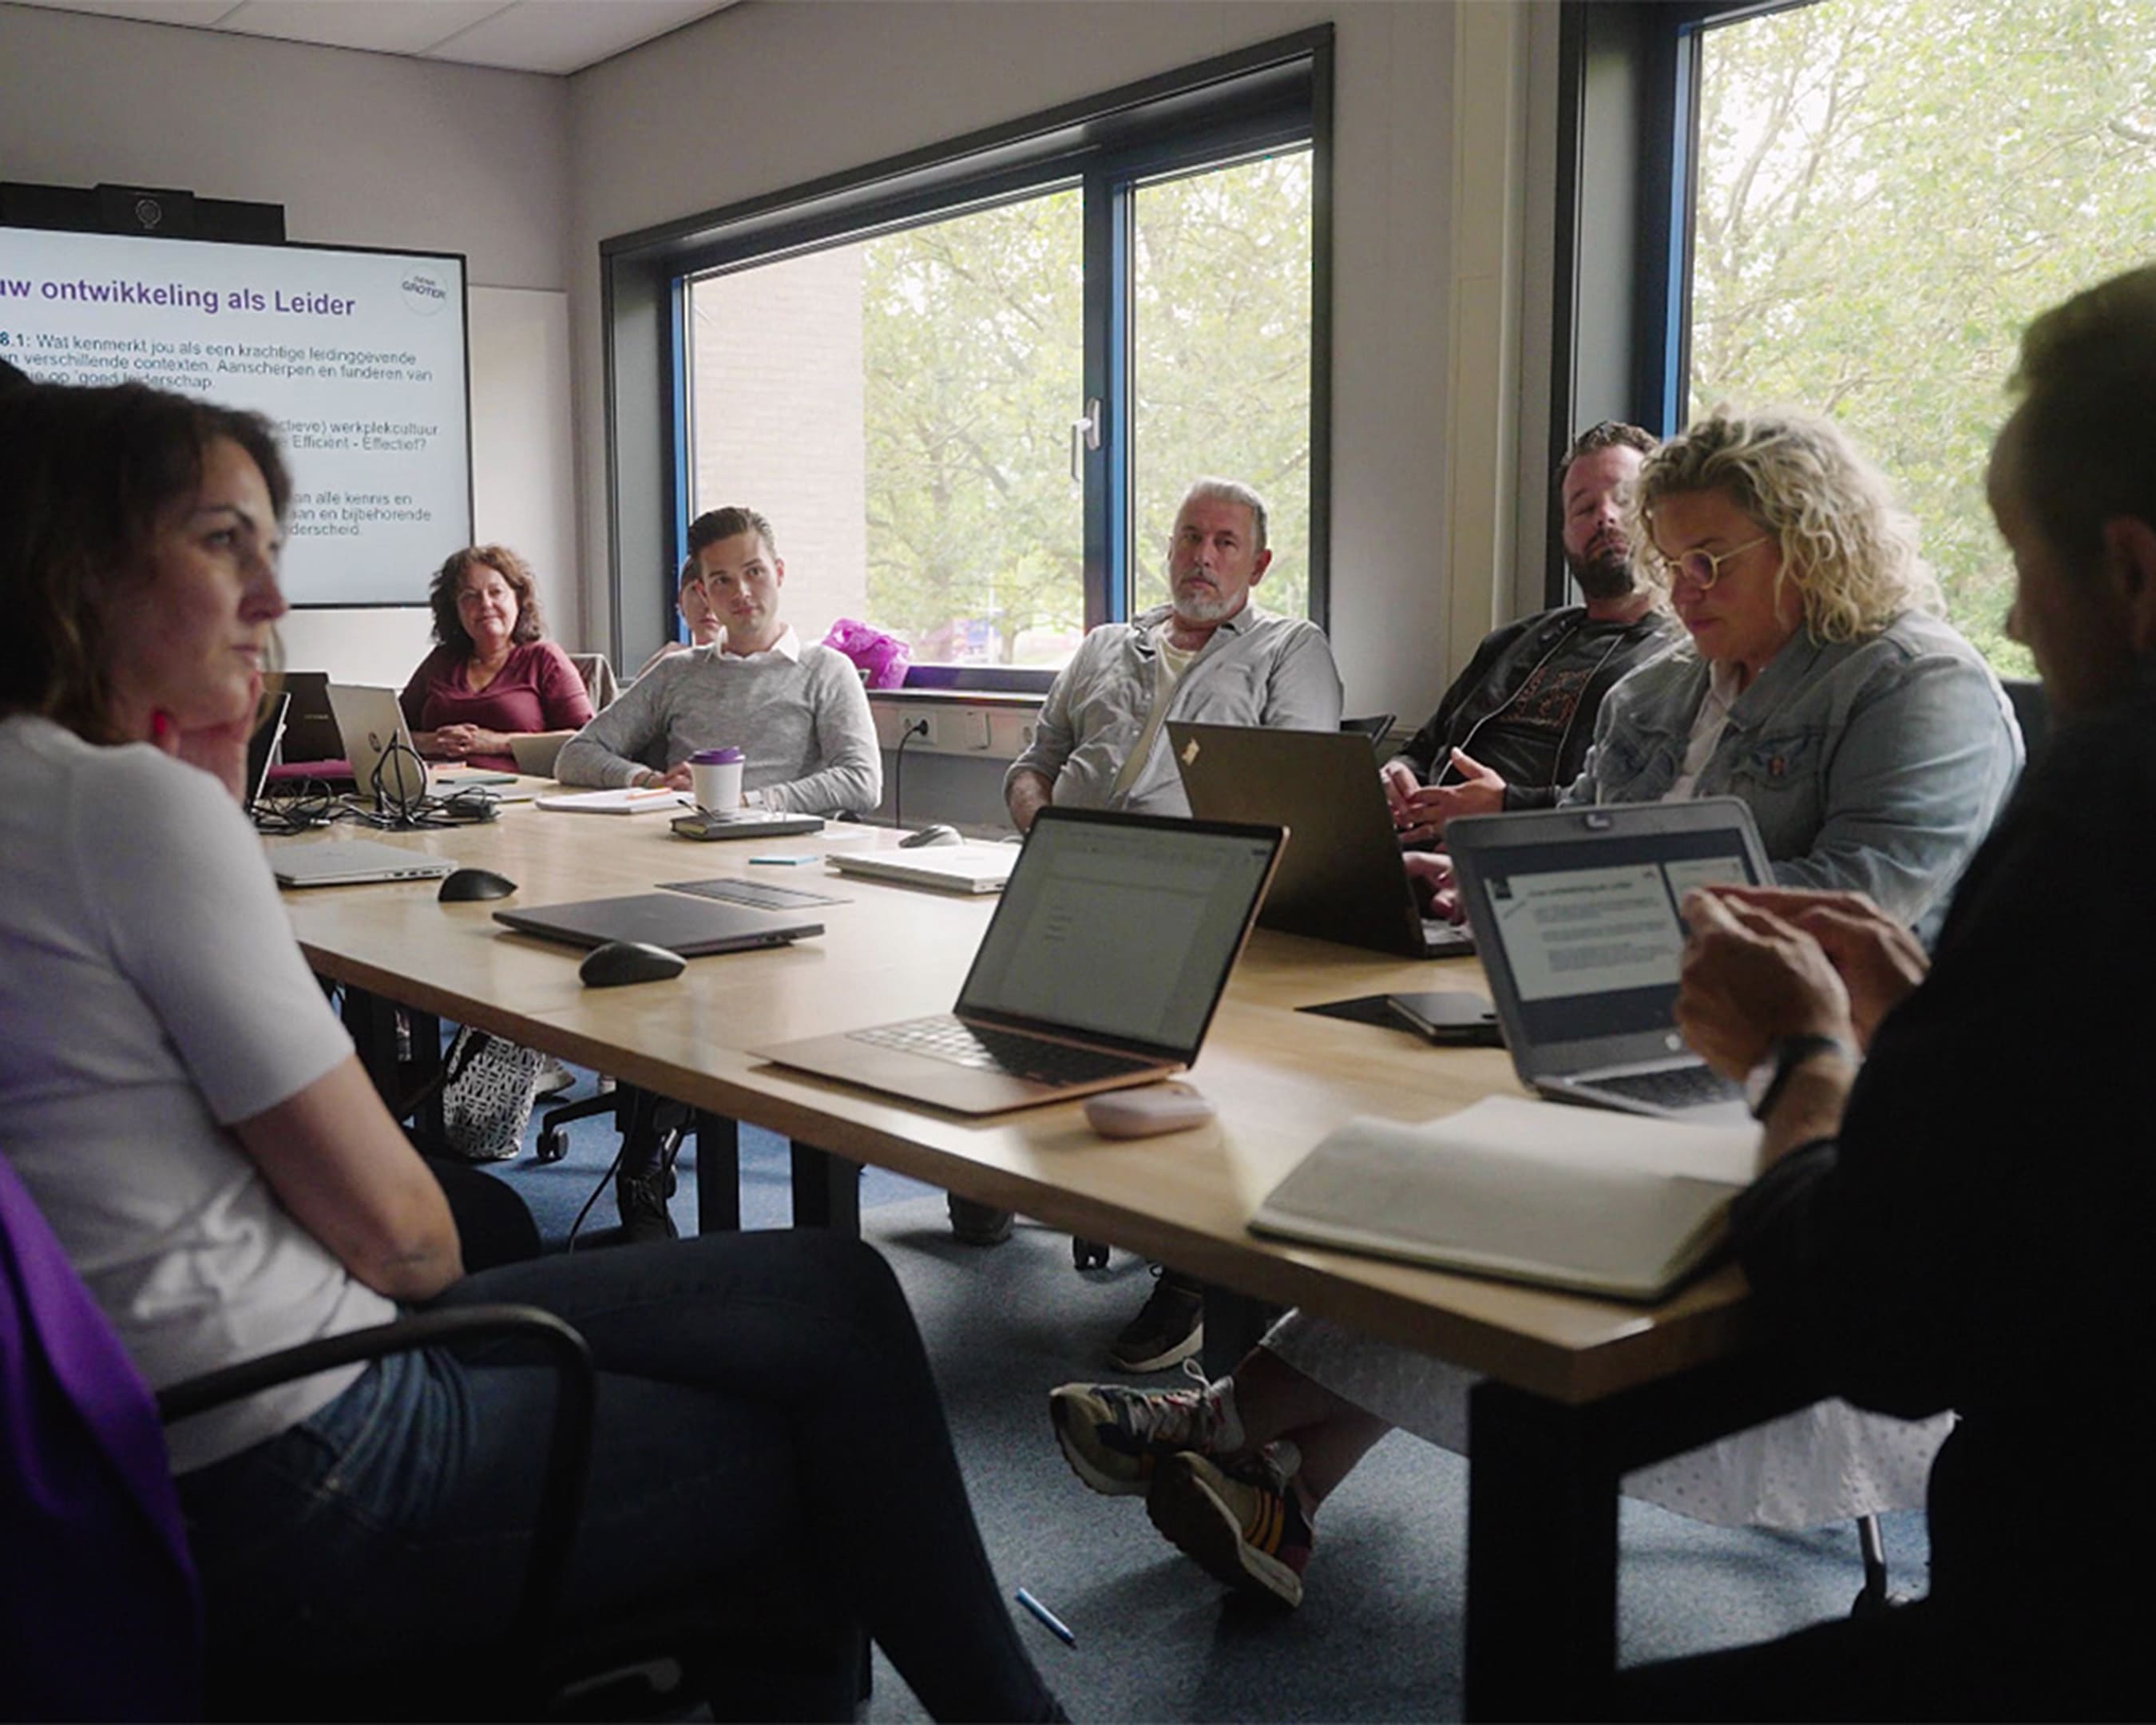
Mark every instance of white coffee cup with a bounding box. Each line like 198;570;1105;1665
689;746;744;814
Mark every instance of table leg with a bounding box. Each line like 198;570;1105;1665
791;1143;861;1235
339;985;444;1152
1463;1378;1619;1722
1200;1284;1282;1379
694;1112;742;1234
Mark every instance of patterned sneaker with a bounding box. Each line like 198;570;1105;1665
1048;1372;1246;1497
1146;1447;1314;1608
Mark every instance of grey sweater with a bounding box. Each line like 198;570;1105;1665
555;633;882;814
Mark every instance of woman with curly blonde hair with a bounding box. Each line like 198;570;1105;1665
1577;404;2020;942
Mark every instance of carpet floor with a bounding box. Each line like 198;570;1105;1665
482;1074;1930;1722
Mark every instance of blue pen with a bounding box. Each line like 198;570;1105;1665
1013;1587;1076;1647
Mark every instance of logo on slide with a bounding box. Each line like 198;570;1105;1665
400;268;450;316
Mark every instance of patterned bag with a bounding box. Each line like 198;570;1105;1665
440;1025;546;1163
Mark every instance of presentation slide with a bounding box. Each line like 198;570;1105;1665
0;228;470;607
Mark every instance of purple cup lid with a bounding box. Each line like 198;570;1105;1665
689;747;745;764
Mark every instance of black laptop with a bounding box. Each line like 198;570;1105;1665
493;893;822;957
275;671;348;765
1169;722;1474;958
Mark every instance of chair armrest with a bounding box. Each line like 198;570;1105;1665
157;1305;595;1659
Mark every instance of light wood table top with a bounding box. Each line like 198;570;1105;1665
273;803;1760;1405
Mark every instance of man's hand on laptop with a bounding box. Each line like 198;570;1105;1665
1675;889;1854;1078
1403;851;1464;922
1711;885;1928;1050
1389;749;1507;846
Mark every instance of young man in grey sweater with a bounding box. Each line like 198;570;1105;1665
557;507;882;818
557;506;882;1240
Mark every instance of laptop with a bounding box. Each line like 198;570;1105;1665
826;844;1020;894
244;690;291;813
1445;798;1770;1122
507;730;570;779
493;892;823;957
275;671;348;766
753;807;1284;1114
327;683;430;810
271;838;456;889
1169;722;1474;958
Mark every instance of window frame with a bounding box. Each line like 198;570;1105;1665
599;27;1334;687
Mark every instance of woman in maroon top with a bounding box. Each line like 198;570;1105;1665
399;545;593;771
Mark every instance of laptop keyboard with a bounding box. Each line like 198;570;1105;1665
850;1016;1157;1086
660;877;846;910
1581;1064;1742;1111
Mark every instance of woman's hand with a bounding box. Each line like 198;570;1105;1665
423;723;509;759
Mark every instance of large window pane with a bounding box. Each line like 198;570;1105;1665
687;188;1084;668
1689;0;2156;673
1130;150;1314;619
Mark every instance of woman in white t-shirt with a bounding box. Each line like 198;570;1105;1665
0;379;1059;1722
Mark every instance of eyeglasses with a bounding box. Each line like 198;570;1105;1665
1650;534;1773;591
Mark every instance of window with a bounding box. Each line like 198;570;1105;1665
1560;0;2156;671
602;30;1331;684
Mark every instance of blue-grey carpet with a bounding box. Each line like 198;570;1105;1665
481;1072;1930;1722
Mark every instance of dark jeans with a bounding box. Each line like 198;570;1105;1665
176;1231;1056;1723
1611;1594;2148;1722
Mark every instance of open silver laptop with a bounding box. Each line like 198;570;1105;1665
271;838;454;889
754;807;1284;1114
327;684;430;810
1445;799;1770;1122
1170;722;1474;958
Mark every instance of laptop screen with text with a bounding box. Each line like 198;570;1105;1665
956;812;1280;1057
1471;825;1762;1046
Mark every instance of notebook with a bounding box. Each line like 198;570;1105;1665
1249;1096;1758;1301
1444;798;1769;1121
534;786;692;815
271;838;455;889
326;684;430;810
493;892;822;956
825;844;1020;894
753;807;1285;1114
1168;722;1474;958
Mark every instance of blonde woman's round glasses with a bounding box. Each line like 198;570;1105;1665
1650;534;1773;591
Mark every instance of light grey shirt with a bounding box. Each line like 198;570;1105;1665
1007;602;1345;818
556;628;882;814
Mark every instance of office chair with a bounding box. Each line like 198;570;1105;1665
1341;712;1397;755
1;1152;864;1721
566;650;622;712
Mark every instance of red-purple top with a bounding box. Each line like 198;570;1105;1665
398;640;595;771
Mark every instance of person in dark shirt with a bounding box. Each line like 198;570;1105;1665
1384;420;1675;844
1626;264;2156;1719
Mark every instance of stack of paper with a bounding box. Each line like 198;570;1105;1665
533;787;692;815
1249;1096;1761;1302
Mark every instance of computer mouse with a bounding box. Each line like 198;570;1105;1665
899;823;963;849
578;940;688;988
438;867;517;903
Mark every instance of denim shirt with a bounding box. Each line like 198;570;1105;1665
1562;610;2023;942
1007;602;1344;817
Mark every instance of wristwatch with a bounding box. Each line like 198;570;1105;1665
1743;1033;1853;1121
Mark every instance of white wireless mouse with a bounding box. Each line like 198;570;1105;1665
1084;1083;1216;1139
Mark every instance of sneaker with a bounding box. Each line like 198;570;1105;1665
534;1057;577;1099
615;1162;678;1244
948;1193;1014;1246
1147;1448;1314;1608
1108;1267;1204;1372
1048;1371;1244;1497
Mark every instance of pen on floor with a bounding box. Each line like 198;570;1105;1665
1013;1587;1076;1648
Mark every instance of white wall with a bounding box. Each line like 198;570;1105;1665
0;1;578;681
565;0;1547;724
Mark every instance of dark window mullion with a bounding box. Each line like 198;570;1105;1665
1080;171;1127;629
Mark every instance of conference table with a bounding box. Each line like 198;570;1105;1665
271;797;1824;1720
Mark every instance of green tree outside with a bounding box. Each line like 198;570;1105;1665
1692;0;2156;672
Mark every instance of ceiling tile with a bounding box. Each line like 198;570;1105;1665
217;0;511;55
425;0;733;75
6;0;244;27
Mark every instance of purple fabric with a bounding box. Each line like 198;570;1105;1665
0;1151;203;1718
